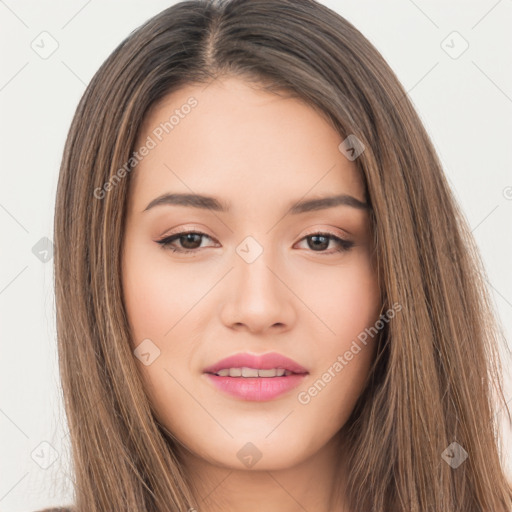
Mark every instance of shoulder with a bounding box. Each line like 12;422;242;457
34;508;74;512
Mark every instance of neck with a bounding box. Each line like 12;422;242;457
179;433;352;512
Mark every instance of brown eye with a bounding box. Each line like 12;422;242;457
297;232;354;254
157;231;215;254
156;230;354;255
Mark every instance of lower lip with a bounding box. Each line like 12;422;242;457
204;373;308;401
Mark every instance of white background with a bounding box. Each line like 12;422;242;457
1;1;511;510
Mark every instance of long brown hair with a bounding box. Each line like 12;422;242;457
53;0;512;510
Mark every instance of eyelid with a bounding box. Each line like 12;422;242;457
156;225;355;256
300;226;351;239
158;226;350;244
159;224;216;239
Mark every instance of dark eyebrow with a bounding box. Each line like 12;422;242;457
143;193;229;212
143;192;369;214
288;194;369;214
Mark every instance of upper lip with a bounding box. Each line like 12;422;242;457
203;352;309;375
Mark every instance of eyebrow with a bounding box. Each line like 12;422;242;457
143;192;369;214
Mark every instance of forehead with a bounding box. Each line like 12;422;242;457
129;77;365;212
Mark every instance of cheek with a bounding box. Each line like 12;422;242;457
333;268;379;340
300;251;380;347
122;242;197;345
122;242;202;421
293;254;380;413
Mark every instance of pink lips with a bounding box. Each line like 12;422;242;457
203;352;309;375
203;352;309;401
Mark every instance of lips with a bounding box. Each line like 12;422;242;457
203;352;309;375
203;352;309;401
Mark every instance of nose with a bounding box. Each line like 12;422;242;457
218;245;296;335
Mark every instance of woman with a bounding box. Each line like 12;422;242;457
49;0;512;510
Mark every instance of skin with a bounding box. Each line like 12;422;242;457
121;76;381;512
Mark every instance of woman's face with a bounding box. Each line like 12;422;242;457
122;76;381;471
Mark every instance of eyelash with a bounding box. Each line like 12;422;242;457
156;230;355;255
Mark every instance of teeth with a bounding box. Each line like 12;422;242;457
241;367;258;377
258;368;284;377
215;367;292;377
